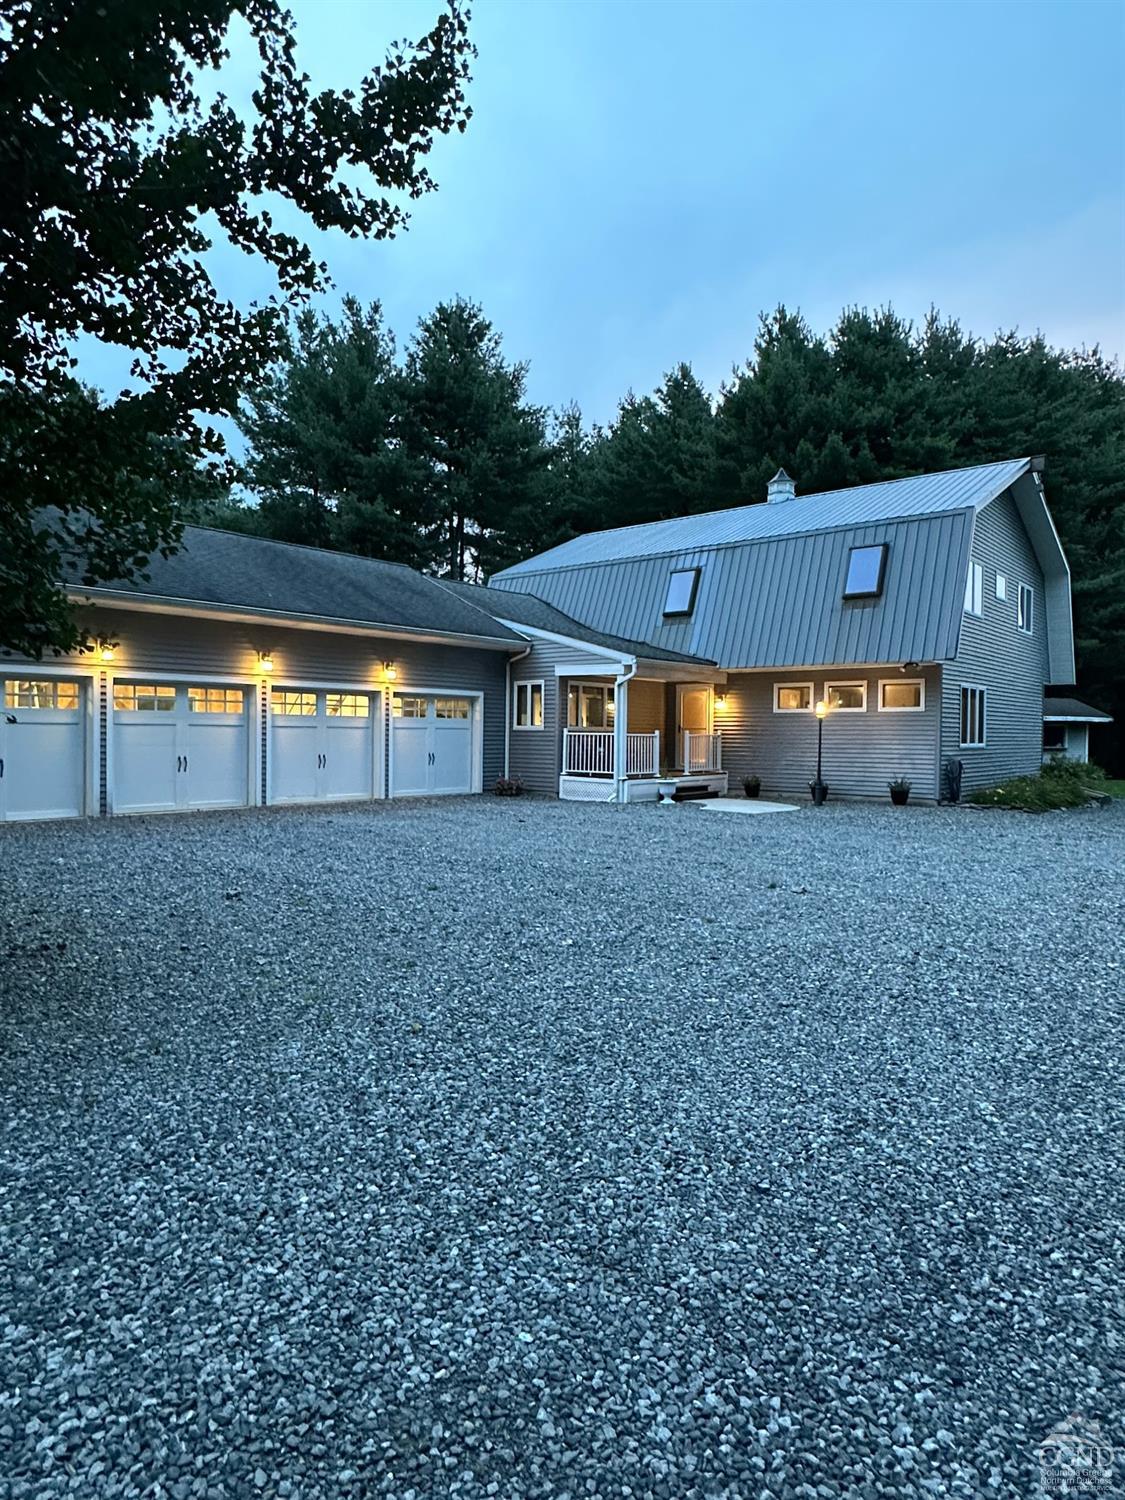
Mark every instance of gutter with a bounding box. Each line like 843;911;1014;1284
612;660;638;804
504;641;533;778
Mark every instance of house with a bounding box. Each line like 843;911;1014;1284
0;458;1108;822
0;527;528;820
488;457;1098;802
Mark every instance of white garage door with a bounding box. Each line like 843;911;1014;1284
112;682;249;814
1;677;86;821
270;689;377;804
391;694;475;797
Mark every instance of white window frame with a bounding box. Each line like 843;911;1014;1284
824;680;867;713
995;572;1007;602
964;560;983;617
566;680;615;728
1018;583;1034;635
512;679;544;731
959;684;987;748
773;681;814;714
877;678;925;713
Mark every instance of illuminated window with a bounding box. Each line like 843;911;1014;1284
663;568;700;617
326;693;369;717
114;684;176;712
879;679;924;711
843;545;888;599
271;690;316;717
513;681;544;729
189;687;245;714
774;683;813;713
567;682;615;727
4;679;80;710
435;698;470;720
393;694;428;719
825;681;866;711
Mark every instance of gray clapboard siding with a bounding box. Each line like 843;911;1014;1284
720;668;942;801
941;494;1049;793
14;606;511;792
505;635;624;794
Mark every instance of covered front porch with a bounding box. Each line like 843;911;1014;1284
558;668;728;802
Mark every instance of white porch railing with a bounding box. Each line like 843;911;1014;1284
683;730;722;773
563;728;660;778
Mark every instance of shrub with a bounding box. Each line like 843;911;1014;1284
969;760;1107;811
493;775;525;797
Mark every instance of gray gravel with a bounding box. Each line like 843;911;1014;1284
1;796;1122;1499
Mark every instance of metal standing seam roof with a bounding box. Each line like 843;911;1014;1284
492;458;1033;577
433;579;715;664
66;525;526;645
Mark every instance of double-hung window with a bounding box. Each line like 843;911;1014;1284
964;561;983;616
513;680;544;730
960;685;987;747
1018;583;1034;634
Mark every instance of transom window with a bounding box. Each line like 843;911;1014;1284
774;682;813;713
189;687;245;714
964;560;983;616
513;680;544;730
825;681;866;712
663;568;700;617
1018;583;1034;634
960;685;987;747
843;544;888;600
326;693;369;718
567;682;615;728
393;694;428;718
435;698;471;720
4;679;79;710
879;679;925;711
114;684;176;712
272;690;316;717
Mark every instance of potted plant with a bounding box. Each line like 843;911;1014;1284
742;774;761;799
889;775;911;806
493;775;525;797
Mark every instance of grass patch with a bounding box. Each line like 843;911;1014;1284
1103;779;1125;799
969;758;1109;812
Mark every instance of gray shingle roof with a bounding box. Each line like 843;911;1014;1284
69;526;525;645
493;458;1032;576
1043;696;1112;722
435;580;715;664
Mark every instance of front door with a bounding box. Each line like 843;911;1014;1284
676;685;711;767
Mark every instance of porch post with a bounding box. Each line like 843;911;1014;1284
613;677;630;802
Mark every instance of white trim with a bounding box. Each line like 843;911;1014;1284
995;572;1007;601
0;662;99;820
877;677;926;712
964;559;983;617
773;681;814;713
512;678;545;731
1043;714;1111;724
823;679;867;712
565;679;616;729
265;682;386;806
1018;581;1034;635
498;622;632;664
959;683;988;748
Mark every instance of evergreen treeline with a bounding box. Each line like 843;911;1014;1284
201;299;1125;763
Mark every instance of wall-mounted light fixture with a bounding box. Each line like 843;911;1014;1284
383;661;398;682
258;651;274;673
714;691;727;710
98;640;117;663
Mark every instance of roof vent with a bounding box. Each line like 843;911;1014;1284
766;468;796;504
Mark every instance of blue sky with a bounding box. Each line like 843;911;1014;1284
82;0;1125;426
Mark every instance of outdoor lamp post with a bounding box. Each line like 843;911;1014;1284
811;698;829;805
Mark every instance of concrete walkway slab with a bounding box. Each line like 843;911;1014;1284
689;797;800;816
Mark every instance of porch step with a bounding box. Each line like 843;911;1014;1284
672;782;714;801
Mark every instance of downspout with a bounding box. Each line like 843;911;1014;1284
504;644;532;779
613;661;637;804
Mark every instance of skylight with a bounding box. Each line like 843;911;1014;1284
663;568;700;617
843;544;887;599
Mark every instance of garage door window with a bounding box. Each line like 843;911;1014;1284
5;680;79;710
435;698;470;719
393;695;428;718
326;693;369;717
189;687;245;713
114;684;176;711
272;691;316;716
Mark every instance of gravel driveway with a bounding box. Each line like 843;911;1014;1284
2;798;1122;1499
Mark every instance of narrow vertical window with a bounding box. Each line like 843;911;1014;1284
1018;583;1034;635
964;561;983;617
960;685;986;747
